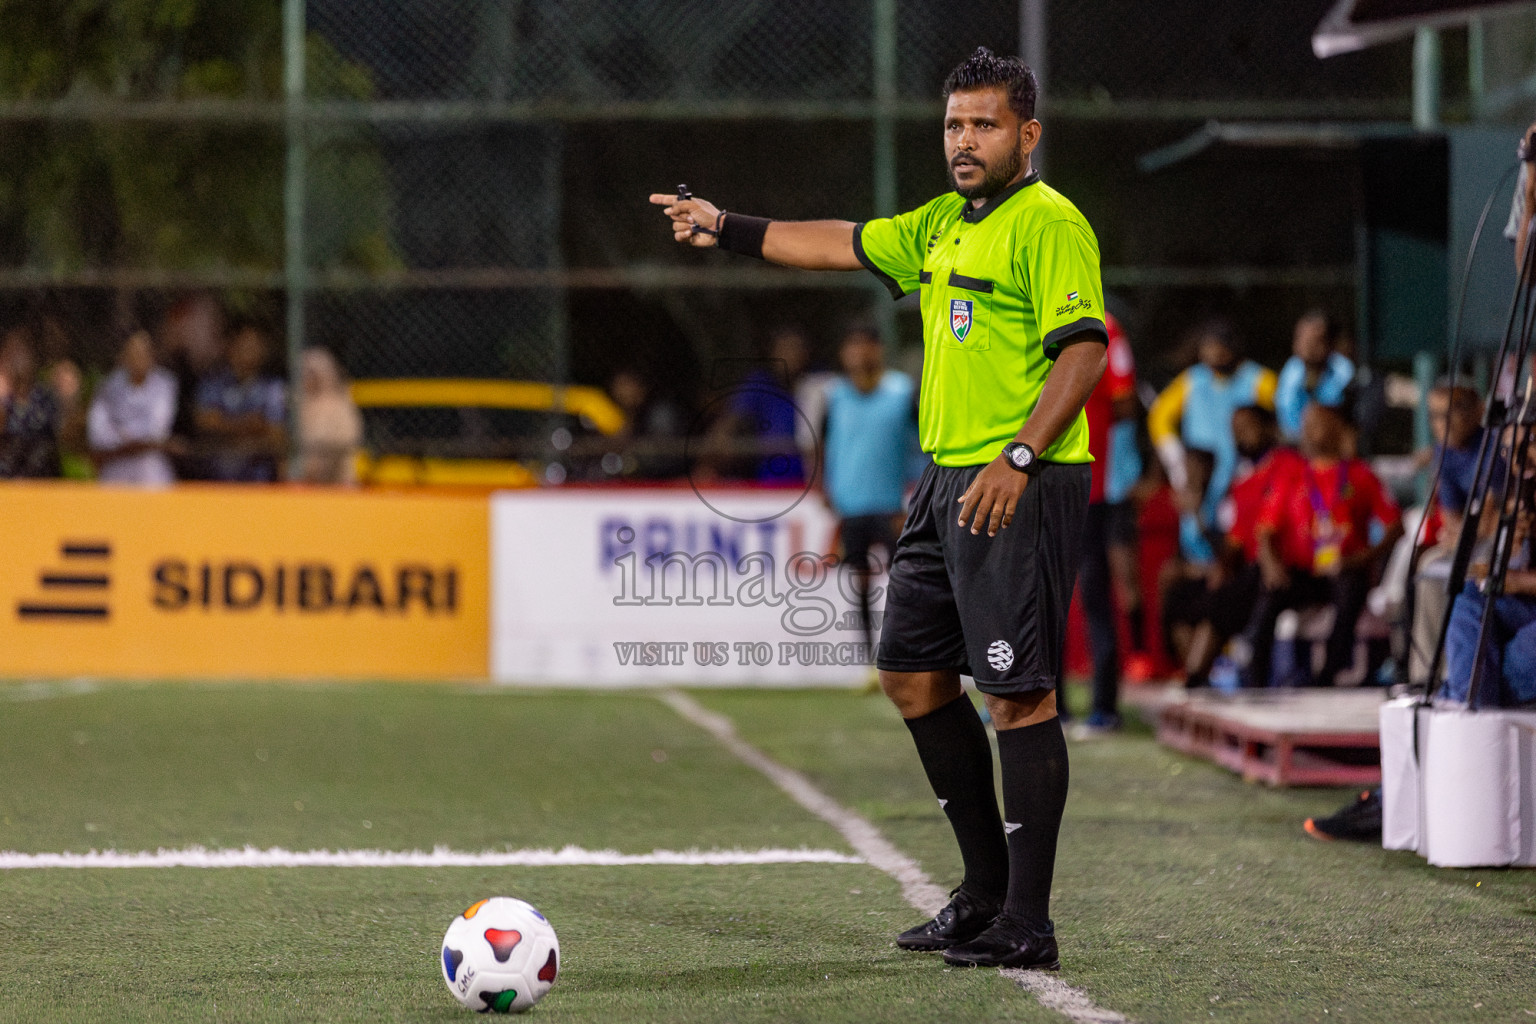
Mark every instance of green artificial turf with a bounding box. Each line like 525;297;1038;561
0;679;1533;1023
696;687;1536;1024
0;682;1049;1023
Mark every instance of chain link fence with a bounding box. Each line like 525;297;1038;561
1;0;1522;480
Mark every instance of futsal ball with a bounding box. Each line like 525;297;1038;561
440;897;560;1014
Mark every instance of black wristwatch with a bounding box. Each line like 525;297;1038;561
1001;441;1038;474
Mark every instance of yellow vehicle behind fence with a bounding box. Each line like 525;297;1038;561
348;379;626;488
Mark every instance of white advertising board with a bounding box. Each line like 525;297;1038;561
491;487;889;686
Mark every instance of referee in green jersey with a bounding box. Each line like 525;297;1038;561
651;48;1107;971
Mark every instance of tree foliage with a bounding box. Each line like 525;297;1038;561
0;0;398;274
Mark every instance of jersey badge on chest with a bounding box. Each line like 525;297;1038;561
949;299;973;343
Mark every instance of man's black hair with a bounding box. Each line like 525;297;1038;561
1430;376;1483;409
1306;398;1355;427
942;47;1038;121
840;322;883;347
225;316;270;341
1299;307;1342;344
1232;404;1277;429
1190;316;1242;358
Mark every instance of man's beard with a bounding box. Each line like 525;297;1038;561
947;140;1024;200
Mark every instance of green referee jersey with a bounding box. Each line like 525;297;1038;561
853;170;1107;467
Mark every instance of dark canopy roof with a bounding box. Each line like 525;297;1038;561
1314;0;1536;57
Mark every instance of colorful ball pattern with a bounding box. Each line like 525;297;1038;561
441;897;560;1013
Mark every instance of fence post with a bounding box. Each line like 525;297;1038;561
872;0;899;350
1020;0;1047;174
283;0;308;474
1413;26;1441;131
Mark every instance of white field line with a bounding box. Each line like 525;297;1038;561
1001;968;1131;1024
0;845;863;870
657;690;947;916
0;680;100;702
659;689;1131;1024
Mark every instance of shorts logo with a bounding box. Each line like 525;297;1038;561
986;639;1014;673
950;299;973;342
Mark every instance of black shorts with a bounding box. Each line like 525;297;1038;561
876;460;1091;695
839;513;897;571
1162;561;1261;638
1102;500;1138;549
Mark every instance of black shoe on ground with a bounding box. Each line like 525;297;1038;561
894;886;1000;951
941;912;1060;970
1304;787;1382;843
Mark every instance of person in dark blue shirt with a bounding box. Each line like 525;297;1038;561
1430;383;1493;530
195;321;288;482
719;327;816;484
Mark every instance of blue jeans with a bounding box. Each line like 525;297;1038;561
1443;581;1536;706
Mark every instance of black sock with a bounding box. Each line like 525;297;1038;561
902;694;1008;900
996;717;1069;931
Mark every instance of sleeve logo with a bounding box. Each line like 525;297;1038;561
1054;293;1094;317
949;299;973;342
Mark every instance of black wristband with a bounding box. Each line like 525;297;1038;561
717;213;771;259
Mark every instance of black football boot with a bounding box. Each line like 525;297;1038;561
894;886;1001;952
941;913;1061;970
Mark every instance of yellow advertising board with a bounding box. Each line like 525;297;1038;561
0;483;487;679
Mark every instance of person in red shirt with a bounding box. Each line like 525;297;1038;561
1245;403;1403;687
1069;312;1142;730
1179;405;1304;685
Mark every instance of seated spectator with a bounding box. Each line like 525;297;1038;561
1148;318;1277;517
1246;403;1403;687
196;321;287;482
1161;447;1219;669
0;325;62;478
1274;309;1354;442
296;347;362;485
1181;406;1304;686
1443;477;1536;707
87;329;178;485
1424;382;1495;542
1405;382;1495;684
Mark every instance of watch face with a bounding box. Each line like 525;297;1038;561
1010;446;1031;468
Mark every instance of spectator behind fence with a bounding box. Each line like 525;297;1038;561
717;327;816;484
607;368;686;479
41;324;93;480
1178;406;1303;686
159;294;225;480
196;321;287;482
1161;446;1219;668
1148;318;1277;517
296;347;361;485
1274;309;1354;443
819;324;919;670
87;330;178;486
1246;403;1402;687
1071;311;1142;732
0;325;62;478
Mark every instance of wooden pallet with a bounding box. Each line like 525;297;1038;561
1155;689;1384;787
